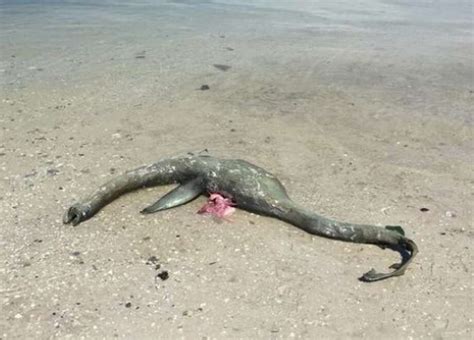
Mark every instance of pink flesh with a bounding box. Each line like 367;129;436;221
198;193;236;218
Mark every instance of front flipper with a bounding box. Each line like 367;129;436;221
140;177;204;214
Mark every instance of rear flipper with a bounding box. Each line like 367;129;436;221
140;177;204;214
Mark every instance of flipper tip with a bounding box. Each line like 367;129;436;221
140;208;151;214
385;225;405;236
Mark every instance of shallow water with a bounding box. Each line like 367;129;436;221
1;0;472;97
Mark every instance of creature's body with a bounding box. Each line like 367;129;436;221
64;154;418;282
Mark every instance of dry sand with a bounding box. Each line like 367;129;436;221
0;0;472;338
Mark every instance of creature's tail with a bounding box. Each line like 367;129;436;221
276;202;418;282
63;158;188;226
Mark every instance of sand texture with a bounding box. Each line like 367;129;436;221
1;0;472;339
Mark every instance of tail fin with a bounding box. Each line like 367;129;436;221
276;202;418;282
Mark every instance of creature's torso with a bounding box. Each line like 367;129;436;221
179;156;290;215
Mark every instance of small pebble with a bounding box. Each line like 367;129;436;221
157;271;169;281
47;168;59;176
147;256;158;264
213;64;231;71
445;211;456;218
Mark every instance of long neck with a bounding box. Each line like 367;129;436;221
80;158;194;218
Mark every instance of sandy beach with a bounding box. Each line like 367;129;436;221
1;0;472;338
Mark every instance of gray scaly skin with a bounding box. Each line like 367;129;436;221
63;154;418;282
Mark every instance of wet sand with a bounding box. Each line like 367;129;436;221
1;0;473;338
